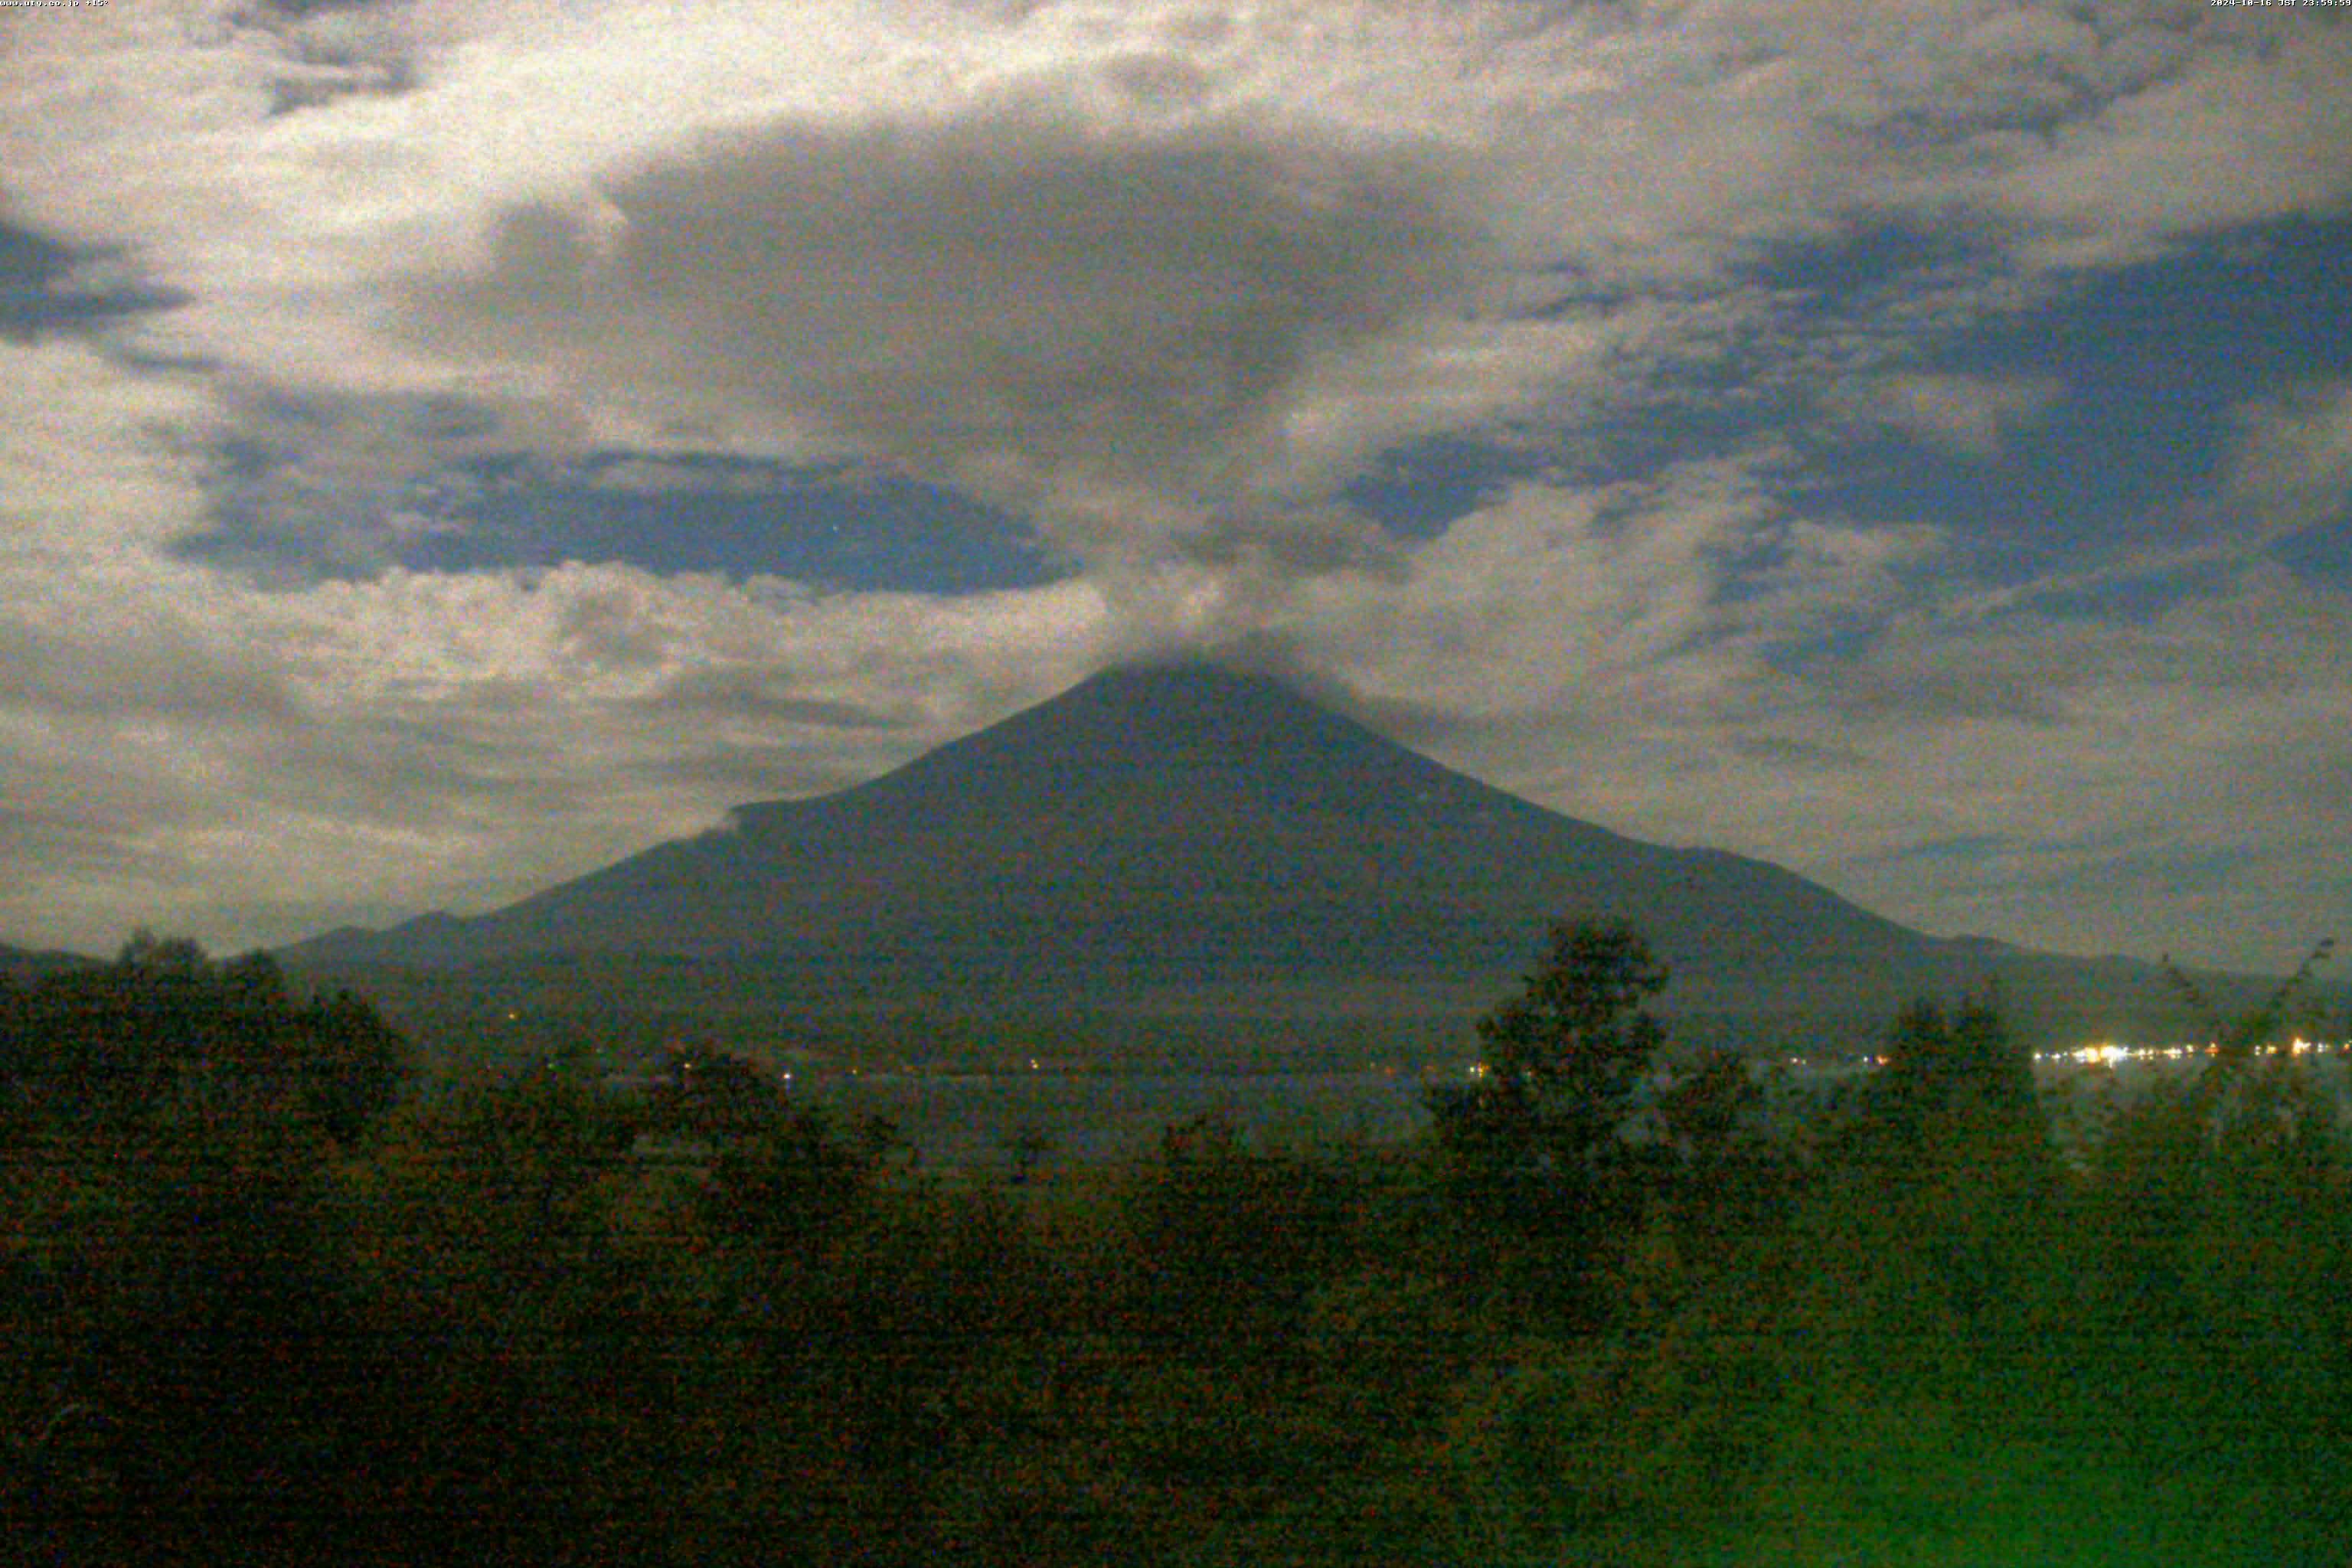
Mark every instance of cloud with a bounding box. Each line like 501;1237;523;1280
1831;372;2062;457
0;336;222;554
165;381;527;583
1233;451;2350;969
1;0;2348;972
0;617;302;724
403;93;1498;576
234;0;426;117
1992;20;2352;266
1805;564;2352;962
2224;378;2352;540
0;553;1120;949
0;312;1123;949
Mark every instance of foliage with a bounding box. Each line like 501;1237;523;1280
1873;995;2037;1125
1475;916;1669;1155
1120;1110;1361;1342
1426;918;1669;1256
0;934;409;1142
5;922;2347;1565
1843;995;2055;1217
698;1096;899;1253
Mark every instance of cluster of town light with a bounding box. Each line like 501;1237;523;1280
1456;1038;2347;1080
1452;1041;2350;1082
2036;1038;2341;1067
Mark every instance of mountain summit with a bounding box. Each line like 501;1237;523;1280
286;662;2166;1043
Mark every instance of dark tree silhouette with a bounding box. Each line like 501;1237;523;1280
1873;995;2037;1135
1457;916;1668;1163
1428;917;1671;1274
0;935;408;1140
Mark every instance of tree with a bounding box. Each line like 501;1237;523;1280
648;1047;789;1142
701;1099;897;1256
1429;919;1670;1257
1873;995;2037;1137
1657;1047;1762;1158
298;990;411;1143
0;935;409;1140
1820;997;2058;1361
1006;1123;1056;1187
2166;938;2339;1155
1471;917;1669;1163
116;929;207;980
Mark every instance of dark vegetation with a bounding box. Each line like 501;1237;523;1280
3;923;2347;1564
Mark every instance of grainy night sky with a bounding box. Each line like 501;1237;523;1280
2;2;2346;971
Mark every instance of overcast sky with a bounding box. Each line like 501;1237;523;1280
2;0;2347;972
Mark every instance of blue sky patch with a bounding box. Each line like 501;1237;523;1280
175;448;1074;594
2273;511;2352;589
1748;219;1991;319
1783;218;2352;585
414;455;1070;592
1342;434;1532;539
0;217;187;341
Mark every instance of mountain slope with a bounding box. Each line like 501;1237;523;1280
0;941;102;983
283;662;2191;1042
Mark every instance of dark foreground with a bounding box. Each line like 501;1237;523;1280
4;936;2347;1565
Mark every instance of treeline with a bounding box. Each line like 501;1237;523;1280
0;933;406;1140
1;924;2347;1564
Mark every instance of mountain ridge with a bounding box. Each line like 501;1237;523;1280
281;662;2214;1049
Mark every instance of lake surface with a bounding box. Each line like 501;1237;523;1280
787;1049;2352;1170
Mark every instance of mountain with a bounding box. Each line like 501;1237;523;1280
284;662;2201;1052
0;941;101;984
